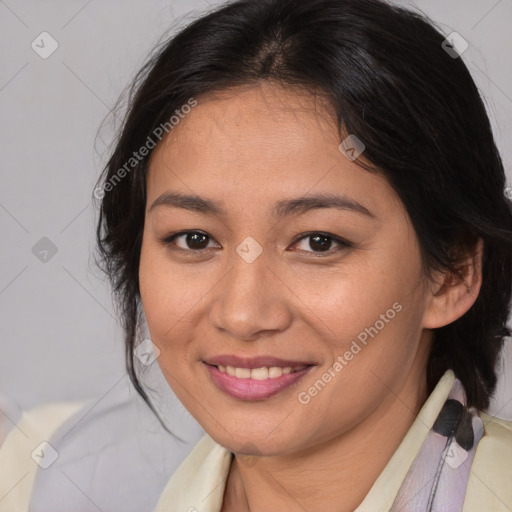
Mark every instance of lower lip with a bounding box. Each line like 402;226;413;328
204;363;313;400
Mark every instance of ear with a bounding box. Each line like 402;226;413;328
422;238;483;329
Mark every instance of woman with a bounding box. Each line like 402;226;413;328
1;0;511;510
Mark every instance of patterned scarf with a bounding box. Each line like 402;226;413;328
389;377;484;512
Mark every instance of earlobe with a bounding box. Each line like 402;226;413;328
422;238;483;329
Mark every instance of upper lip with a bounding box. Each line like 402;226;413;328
204;355;315;369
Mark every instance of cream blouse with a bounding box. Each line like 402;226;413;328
1;369;511;511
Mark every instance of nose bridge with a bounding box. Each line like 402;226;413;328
231;240;269;300
209;239;291;339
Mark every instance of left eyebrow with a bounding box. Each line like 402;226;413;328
148;191;376;219
272;193;376;219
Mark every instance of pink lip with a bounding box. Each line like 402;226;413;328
204;354;314;369
204;363;314;400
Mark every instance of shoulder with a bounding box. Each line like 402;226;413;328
154;434;233;512
0;399;88;456
463;411;512;512
0;400;88;512
0;387;204;512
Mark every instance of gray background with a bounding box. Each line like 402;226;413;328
1;0;511;421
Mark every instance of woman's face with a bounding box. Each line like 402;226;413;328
139;83;435;455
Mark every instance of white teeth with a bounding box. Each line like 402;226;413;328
216;365;307;379
251;367;269;380
235;367;251;379
268;367;283;378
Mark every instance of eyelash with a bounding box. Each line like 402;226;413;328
158;230;353;257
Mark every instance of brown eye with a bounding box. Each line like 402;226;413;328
309;234;332;252
292;232;352;255
182;232;210;249
160;231;218;251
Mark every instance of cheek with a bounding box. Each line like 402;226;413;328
298;256;415;340
139;244;181;346
138;242;212;374
294;241;427;403
139;241;193;322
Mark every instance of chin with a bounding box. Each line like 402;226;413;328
206;425;309;458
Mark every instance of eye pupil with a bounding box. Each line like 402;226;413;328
310;234;331;252
187;232;209;249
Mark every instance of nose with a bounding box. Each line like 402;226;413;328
208;245;293;341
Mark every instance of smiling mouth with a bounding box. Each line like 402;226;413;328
203;360;315;400
212;364;309;380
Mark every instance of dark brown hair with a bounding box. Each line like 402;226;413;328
94;0;512;427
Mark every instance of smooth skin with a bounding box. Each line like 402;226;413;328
138;82;483;512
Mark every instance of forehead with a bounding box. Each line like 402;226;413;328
149;83;339;168
145;83;402;220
